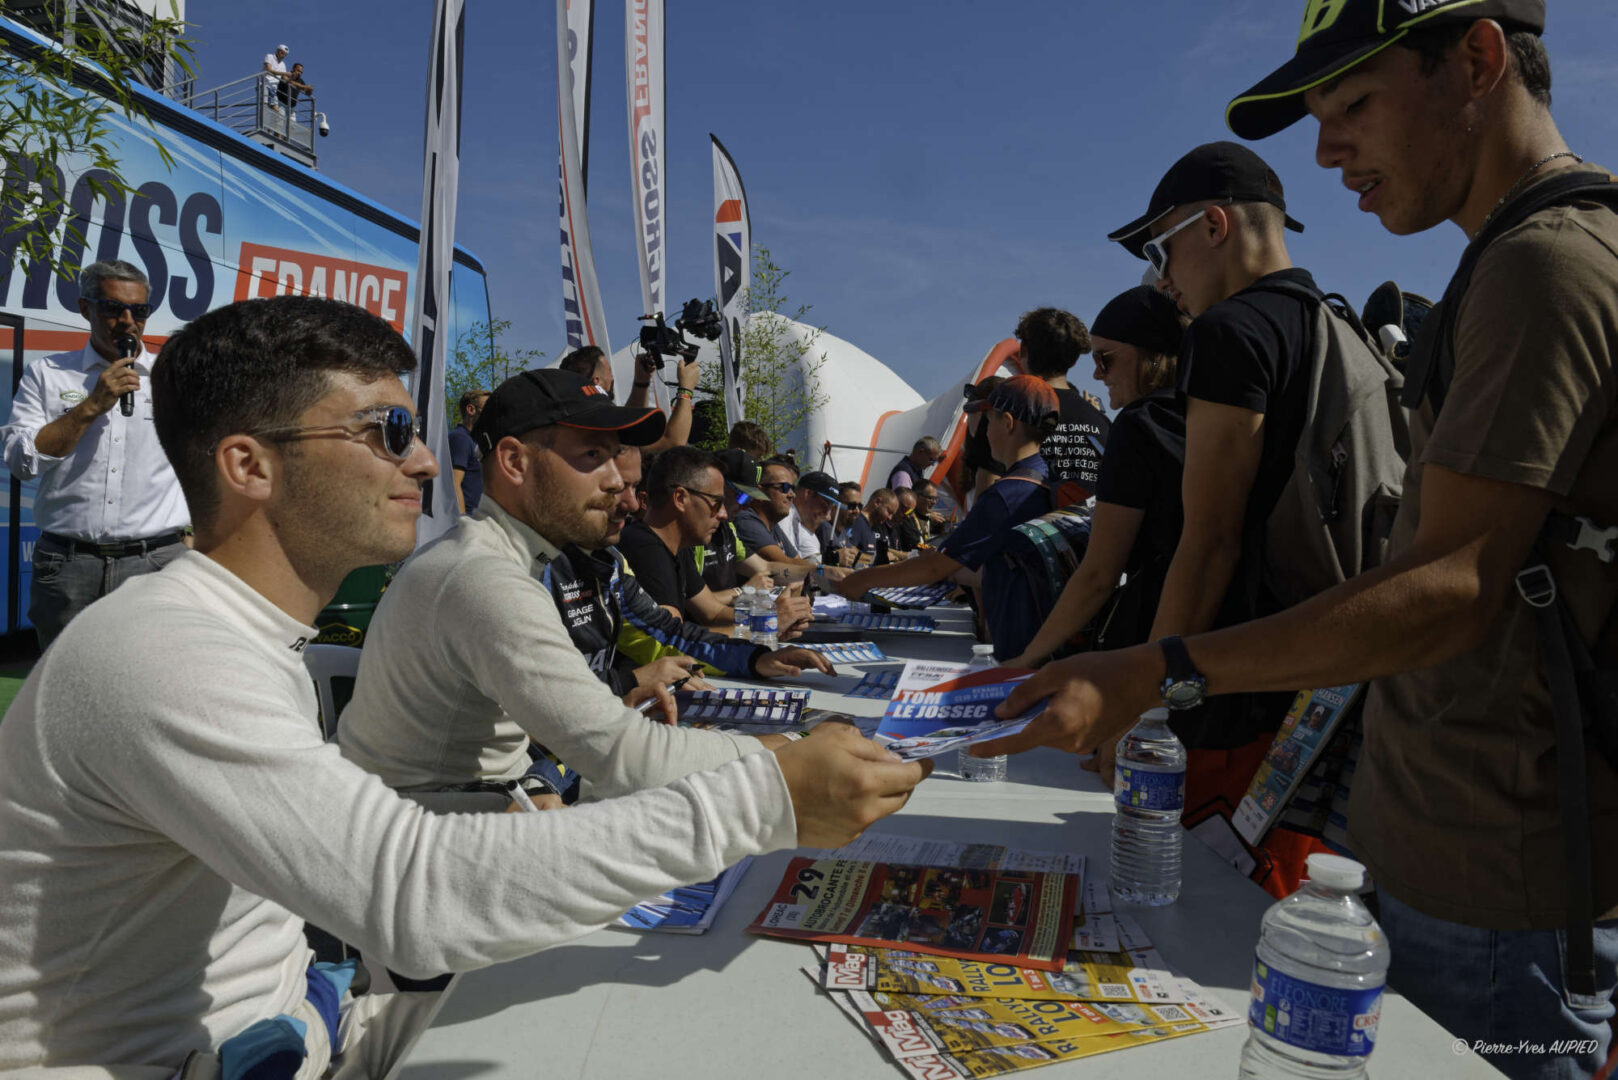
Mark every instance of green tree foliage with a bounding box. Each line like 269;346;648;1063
701;245;828;458
445;318;544;424
0;1;196;280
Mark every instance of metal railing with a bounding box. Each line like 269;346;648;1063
179;70;323;166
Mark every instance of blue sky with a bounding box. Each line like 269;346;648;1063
190;1;1617;403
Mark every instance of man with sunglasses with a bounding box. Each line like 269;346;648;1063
734;457;819;568
0;299;929;1073
1;259;188;648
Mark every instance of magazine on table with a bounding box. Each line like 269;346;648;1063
820;942;1188;1006
797;640;892;664
748;858;1079;970
814;980;1237;1080
613;859;751;934
838;613;938;634
1231;683;1363;846
873;662;1042;762
866;583;954;609
805;834;1085;877
674;687;808;729
836;984;1242;1061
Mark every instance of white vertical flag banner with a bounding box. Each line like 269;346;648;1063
409;0;465;545
626;0;668;410
558;0;611;353
711;134;751;430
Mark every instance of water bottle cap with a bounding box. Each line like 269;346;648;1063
971;644;996;656
1305;853;1365;891
1140;707;1170;722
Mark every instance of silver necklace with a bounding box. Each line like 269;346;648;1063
1481;151;1583;231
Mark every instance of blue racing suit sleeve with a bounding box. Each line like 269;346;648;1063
616;571;767;676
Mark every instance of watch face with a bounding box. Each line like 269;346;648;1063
1162;678;1206;710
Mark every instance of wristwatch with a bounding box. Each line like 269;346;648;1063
1158;635;1208;710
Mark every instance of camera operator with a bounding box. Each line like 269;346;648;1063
629;347;701;453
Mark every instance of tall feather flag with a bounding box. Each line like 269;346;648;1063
558;0;611;354
711;134;751;430
409;0;465;545
625;0;667;409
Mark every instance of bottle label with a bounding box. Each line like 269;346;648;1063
1248;956;1382;1056
750;611;778;634
1114;765;1184;812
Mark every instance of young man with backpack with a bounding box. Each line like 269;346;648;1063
833;376;1058;657
983;4;1616;1076
1098;141;1408;817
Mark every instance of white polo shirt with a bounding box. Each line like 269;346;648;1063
0;341;189;542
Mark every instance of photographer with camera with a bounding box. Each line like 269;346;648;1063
619;299;725;454
558;342;701;455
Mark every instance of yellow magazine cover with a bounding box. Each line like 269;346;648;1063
821;942;1187;1006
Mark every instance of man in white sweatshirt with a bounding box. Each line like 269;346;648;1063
0;296;929;1076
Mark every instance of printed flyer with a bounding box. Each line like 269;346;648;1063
1232;684;1363;846
821;942;1187;1006
874;662;1042;761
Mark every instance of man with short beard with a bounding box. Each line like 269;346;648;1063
542;444;834;702
339;371;833;797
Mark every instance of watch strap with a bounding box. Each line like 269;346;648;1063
1159;634;1195;681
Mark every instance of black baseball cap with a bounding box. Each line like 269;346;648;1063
799;470;843;507
472;368;665;453
714;447;767;501
1092;286;1186;357
1227;0;1545;141
1108;142;1305;259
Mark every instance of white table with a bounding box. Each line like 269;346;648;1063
401;606;1502;1079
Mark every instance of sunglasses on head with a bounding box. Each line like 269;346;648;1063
93;298;153;320
252;404;422;461
1142;199;1231;279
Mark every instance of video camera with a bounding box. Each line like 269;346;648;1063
637;298;724;369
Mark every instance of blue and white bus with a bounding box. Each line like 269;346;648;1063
0;14;491;633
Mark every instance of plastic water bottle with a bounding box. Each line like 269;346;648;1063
750;588;778;649
1109;707;1185;906
958;644;1006;782
733;587;753;643
1240;854;1388;1079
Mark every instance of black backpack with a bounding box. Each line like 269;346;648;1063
1404;168;1618;1001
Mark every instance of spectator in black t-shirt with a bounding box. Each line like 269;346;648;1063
1014;307;1111;506
448;389;488;513
617;446;738;625
1092;141;1318;791
885;437;941;493
1006;285;1187;671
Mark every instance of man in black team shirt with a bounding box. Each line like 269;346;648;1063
1014;307;1110;506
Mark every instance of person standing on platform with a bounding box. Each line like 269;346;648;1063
449;389;488;514
987;5;1615;1076
1014;307;1111;505
1;260;188;649
262;43;289;106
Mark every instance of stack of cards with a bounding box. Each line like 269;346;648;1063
838;613;938;634
797;641;891;664
614;859;752;934
866;583;954;609
848;670;902;700
676;688;808;730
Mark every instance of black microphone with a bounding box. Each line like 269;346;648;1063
116;334;139;417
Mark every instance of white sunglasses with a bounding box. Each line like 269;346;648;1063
1143;200;1232;278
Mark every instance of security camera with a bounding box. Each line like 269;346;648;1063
316;112;330;137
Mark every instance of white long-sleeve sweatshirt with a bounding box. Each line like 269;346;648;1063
0;552;795;1069
339;500;764;793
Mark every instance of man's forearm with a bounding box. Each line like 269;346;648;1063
1148;533;1242;641
843;552;959;594
626;380;654;409
33;405;97;459
1190;545;1494;699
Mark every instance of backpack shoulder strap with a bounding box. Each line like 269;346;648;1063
1404;172;1618;416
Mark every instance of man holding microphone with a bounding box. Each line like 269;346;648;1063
1;259;188;648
